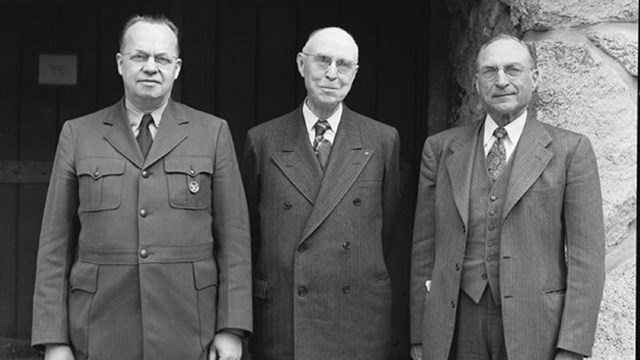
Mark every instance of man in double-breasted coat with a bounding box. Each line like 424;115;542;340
242;27;400;360
410;35;605;360
31;15;252;360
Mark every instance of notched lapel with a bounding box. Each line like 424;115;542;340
503;118;553;219
143;101;188;169
103;101;144;169
445;122;482;229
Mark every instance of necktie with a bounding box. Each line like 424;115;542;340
486;127;507;182
313;119;332;170
137;113;154;159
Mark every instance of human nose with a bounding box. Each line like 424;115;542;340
142;57;159;72
494;68;509;87
325;61;338;79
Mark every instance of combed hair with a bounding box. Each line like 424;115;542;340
476;33;537;69
119;14;180;55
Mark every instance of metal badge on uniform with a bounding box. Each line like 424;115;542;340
189;180;200;194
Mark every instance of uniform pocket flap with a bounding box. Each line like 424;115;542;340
165;157;213;177
193;258;219;290
77;158;126;179
69;261;99;293
253;278;269;300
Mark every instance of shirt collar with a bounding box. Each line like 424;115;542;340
125;98;167;130
484;110;527;145
302;99;342;134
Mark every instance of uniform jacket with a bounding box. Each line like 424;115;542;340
31;99;252;360
242;105;400;360
410;113;605;360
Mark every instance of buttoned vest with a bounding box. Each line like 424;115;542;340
460;131;514;305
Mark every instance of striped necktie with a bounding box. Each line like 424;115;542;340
313;119;332;170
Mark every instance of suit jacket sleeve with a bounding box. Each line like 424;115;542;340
382;129;401;258
409;136;439;344
240;131;261;266
556;135;605;356
211;121;253;333
31;121;79;348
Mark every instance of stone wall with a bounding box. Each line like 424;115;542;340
445;0;637;358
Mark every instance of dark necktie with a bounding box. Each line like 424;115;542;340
486;127;507;183
137;113;154;159
313;119;332;170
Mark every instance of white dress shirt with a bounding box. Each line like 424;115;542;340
483;110;527;162
302;99;342;146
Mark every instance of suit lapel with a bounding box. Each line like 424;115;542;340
445;121;483;229
502;114;552;219
103;99;145;169
271;108;323;204
143;100;188;169
300;107;372;242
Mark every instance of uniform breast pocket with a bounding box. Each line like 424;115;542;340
164;157;213;210
77;158;125;212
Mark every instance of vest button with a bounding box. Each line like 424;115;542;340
488;241;495;247
489;210;496;216
298;286;308;297
488;225;495;231
490;195;497;201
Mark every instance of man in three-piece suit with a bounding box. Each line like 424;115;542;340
31;15;251;360
410;34;605;360
242;27;400;359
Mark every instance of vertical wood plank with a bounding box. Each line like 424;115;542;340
97;1;138;108
216;0;257;154
256;5;298;125
58;1;99;129
180;0;217;114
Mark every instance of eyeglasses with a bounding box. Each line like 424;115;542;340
478;63;532;81
301;53;358;74
121;51;179;67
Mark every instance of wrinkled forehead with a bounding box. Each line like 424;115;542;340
122;22;179;54
477;39;533;68
306;29;359;62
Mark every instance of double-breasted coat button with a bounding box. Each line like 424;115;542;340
139;209;147;217
283;201;292;210
455;263;461;271
481;273;488;280
297;244;307;253
451;300;456;308
141;170;149;178
353;198;361;206
342;241;351;250
342;285;351;294
140;249;149;258
298;286;308;297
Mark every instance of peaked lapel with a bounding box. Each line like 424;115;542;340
271;107;324;204
143;100;188;169
103;99;145;169
502;113;552;220
300;106;373;243
445;121;484;230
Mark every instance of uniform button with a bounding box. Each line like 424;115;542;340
455;263;461;271
283;201;292;210
489;210;496;216
451;300;456;308
353;198;361;206
94;170;100;177
481;273;488;280
142;170;149;178
488;241;494;247
298;286;308;297
342;241;351;250
342;285;351;294
488;225;495;231
139;209;147;217
490;195;497;201
297;244;307;253
487;256;496;262
189;169;196;176
140;249;149;258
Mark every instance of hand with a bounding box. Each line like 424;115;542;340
44;344;74;360
410;344;423;360
554;349;584;360
209;332;242;360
